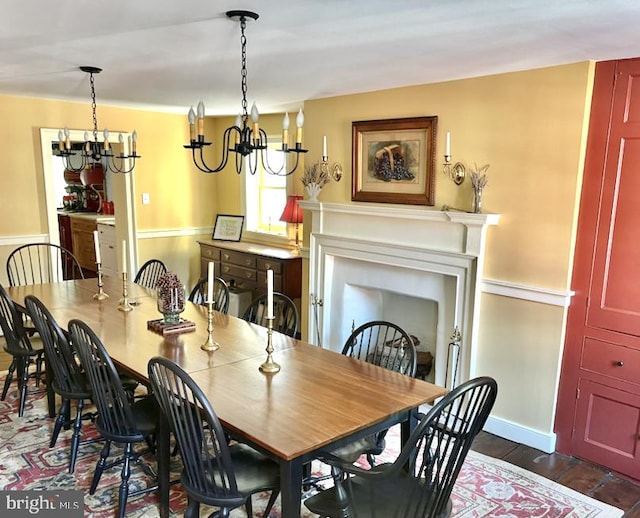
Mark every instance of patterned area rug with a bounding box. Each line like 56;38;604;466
0;382;623;517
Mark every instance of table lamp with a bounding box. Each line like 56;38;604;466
279;195;304;252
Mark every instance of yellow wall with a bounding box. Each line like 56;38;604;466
215;62;592;443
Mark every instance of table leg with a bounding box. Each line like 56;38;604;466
157;414;170;518
280;458;304;518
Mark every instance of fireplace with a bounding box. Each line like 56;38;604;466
300;201;499;388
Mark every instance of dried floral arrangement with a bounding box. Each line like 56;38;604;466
470;163;489;190
301;163;330;188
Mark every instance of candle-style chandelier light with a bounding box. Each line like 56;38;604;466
54;66;141;174
184;10;307;176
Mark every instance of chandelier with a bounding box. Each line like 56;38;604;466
184;10;307;176
54;66;141;174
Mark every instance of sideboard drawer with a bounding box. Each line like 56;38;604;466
200;245;221;262
222;250;256;269
581;338;640;385
257;257;282;274
222;264;257;282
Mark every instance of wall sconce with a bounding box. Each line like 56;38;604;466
443;131;466;185
318;135;343;182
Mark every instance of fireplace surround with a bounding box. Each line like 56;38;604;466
300;201;499;388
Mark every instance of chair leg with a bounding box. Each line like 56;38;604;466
184;499;200;518
68;399;84;473
117;443;133;518
90;440;111;494
263;490;280;518
245;496;253;517
1;359;16;400
18;358;31;417
51;399;70;447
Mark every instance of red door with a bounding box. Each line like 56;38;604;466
556;59;640;479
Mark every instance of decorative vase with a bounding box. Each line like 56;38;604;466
157;287;185;324
472;187;483;214
305;182;322;202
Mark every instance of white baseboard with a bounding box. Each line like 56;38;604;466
483;414;557;453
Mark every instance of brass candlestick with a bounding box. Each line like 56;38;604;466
93;263;109;300
200;301;220;352
118;272;134;312
259;317;280;373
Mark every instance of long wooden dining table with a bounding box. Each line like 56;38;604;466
8;276;447;518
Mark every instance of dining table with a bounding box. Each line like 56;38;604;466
8;276;448;518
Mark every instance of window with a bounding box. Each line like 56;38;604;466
244;138;287;235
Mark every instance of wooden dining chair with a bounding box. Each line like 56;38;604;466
68;319;158;518
133;259;167;289
242;291;299;337
188;276;230;314
6;243;84;286
148;356;280;518
0;284;45;417
24;295;99;473
305;376;498;518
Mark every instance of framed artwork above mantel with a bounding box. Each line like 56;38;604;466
351;116;437;205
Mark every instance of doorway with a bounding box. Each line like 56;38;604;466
39;128;139;274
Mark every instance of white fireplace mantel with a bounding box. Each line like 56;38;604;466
300;201;500;388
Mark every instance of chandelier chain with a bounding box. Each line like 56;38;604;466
89;72;99;142
240;17;249;120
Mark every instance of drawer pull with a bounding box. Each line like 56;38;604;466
223;266;230;273
246;272;252;278
223;253;230;260
615;360;624;367
245;259;251;266
265;262;272;269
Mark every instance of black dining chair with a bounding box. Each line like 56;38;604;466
7;243;84;286
133;259;167;289
24;295;99;472
0;284;45;417
68;319;158;518
188;276;230;314
242;291;299;337
305;376;498;518
304;321;417;490
148;356;280;518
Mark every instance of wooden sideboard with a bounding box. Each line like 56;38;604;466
198;241;302;300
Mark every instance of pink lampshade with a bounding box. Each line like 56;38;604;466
279;195;304;224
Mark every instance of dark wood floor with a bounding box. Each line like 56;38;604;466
471;431;640;516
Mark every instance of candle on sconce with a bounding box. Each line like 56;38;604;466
266;269;274;319
93;231;101;264
322;135;327;158
207;261;215;304
121;240;127;274
445;131;451;157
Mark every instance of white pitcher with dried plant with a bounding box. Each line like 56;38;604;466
301;163;330;201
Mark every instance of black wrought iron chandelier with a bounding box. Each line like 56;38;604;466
54;66;141;174
184;10;307;176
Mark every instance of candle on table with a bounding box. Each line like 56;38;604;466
207;261;215;304
93;231;101;264
267;269;274;319
445;131;451;157
322;135;327;158
121;240;127;274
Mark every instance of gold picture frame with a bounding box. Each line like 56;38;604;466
352;116;437;205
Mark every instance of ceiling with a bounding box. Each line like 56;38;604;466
2;0;640;116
